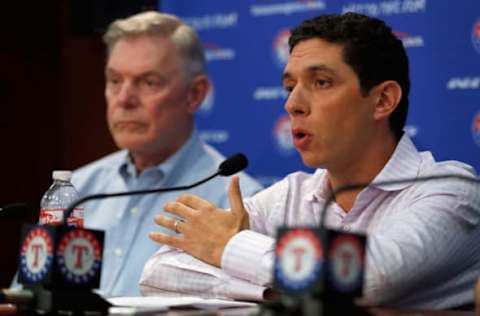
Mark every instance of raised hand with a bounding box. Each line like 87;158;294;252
149;176;249;267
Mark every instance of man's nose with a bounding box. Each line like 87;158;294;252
117;81;139;108
284;85;309;117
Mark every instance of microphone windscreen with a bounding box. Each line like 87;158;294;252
218;153;248;176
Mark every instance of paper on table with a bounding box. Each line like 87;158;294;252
140;247;266;301
108;296;257;310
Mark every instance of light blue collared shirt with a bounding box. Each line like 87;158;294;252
71;130;262;297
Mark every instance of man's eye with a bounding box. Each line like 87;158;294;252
140;79;161;89
146;80;158;86
315;79;331;88
108;77;120;85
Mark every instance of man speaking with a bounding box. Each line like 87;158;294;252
140;13;480;309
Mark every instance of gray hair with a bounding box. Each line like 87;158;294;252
103;11;206;81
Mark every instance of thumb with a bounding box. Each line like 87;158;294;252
228;176;245;216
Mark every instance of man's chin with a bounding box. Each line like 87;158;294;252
113;137;150;152
300;153;324;169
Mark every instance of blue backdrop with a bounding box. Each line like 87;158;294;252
159;0;480;186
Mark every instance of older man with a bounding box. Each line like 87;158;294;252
141;13;480;309
71;11;262;297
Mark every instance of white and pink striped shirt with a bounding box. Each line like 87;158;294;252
140;135;480;309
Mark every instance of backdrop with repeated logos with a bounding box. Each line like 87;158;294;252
159;0;480;186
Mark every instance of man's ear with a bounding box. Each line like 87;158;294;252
372;80;402;121
186;75;210;114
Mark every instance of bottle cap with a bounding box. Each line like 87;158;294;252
52;170;72;181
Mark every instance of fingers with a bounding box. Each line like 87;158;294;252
228;176;245;215
149;231;184;249
164;201;194;218
176;194;216;211
154;215;186;234
154;214;180;231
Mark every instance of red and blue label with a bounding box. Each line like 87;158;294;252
56;229;102;285
20;227;54;283
328;234;365;294
274;228;323;293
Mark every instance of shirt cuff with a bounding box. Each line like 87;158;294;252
221;230;275;285
224;276;267;301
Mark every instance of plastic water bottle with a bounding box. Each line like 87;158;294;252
39;170;84;227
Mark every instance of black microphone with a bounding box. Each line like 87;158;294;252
0;203;27;218
218;153;248;176
63;152;248;224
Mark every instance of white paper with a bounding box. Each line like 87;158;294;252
108;296;257;310
141;248;266;301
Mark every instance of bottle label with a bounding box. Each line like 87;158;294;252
68;208;84;227
39;208;84;227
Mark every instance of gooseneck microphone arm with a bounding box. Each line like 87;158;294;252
63;173;219;220
62;153;249;225
319;174;479;228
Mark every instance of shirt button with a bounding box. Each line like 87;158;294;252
115;248;123;257
343;225;351;232
130;207;139;215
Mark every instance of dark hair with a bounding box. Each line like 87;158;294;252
289;12;410;140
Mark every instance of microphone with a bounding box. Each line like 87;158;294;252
62;152;248;223
218;153;248;176
0;203;27;218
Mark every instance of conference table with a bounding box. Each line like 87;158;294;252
110;306;474;316
0;302;476;316
170;308;473;316
368;309;474;316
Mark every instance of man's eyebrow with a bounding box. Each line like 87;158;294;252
105;67;117;76
306;64;336;75
104;68;162;78
282;64;337;82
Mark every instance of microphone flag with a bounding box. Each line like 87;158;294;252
17;224;109;314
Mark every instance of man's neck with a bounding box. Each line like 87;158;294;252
328;132;399;212
130;129;193;175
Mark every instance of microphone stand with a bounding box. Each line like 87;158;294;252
63;152;248;223
63;172;220;223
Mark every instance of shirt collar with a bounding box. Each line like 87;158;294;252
305;169;331;202
370;134;422;191
117;129;201;182
306;133;422;201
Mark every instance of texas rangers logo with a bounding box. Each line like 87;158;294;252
20;226;53;283
56;229;102;284
273;29;291;68
472;19;480;54
275;229;323;292
328;234;364;293
273;114;295;155
472;111;480;147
